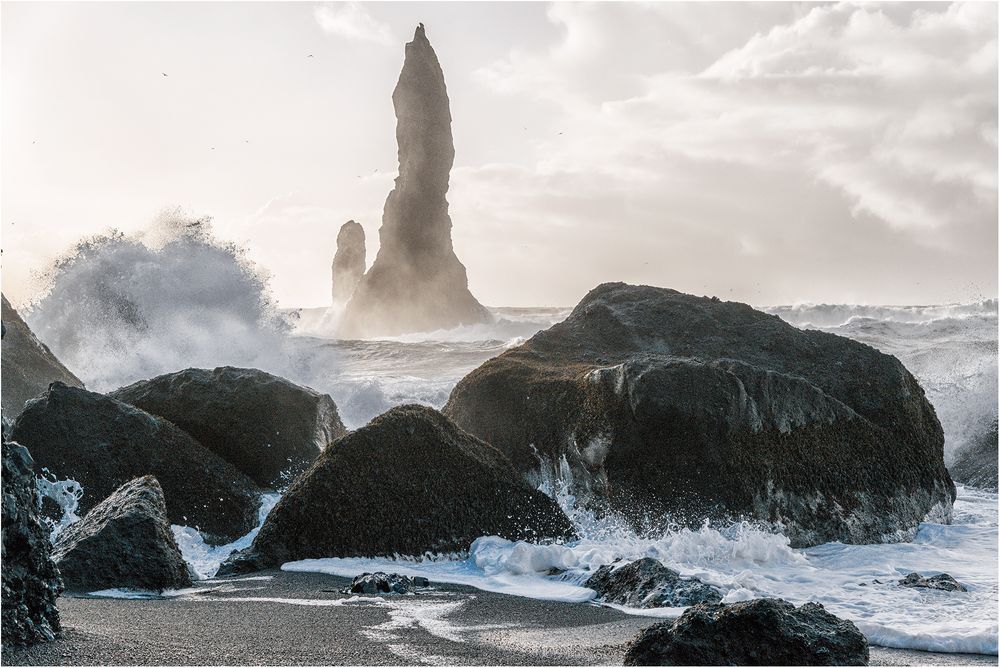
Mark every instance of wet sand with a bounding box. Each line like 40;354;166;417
3;570;996;666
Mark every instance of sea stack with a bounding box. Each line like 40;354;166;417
338;24;491;338
331;220;365;306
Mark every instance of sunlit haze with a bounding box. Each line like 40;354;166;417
3;1;997;308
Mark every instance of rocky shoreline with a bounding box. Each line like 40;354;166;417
3;571;994;667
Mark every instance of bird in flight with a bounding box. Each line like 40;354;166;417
162;72;168;77
307;54;314;58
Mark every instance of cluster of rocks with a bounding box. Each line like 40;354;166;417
348;572;429;596
624;598;870;666
0;26;975;660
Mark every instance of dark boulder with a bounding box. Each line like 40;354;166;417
111;366;347;488
623;598;869;666
445;283;954;547
53;476;192;592
1;294;83;418
10;382;262;544
220;405;574;572
586;557;721;608
898;573;967;592
1;441;62;646
949;419;998;491
348;572;429;595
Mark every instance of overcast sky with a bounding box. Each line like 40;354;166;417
2;1;997;308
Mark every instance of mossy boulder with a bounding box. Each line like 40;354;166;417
222;405;574;572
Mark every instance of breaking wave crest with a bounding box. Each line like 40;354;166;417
25;211;291;393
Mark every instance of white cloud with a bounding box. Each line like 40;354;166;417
314;2;393;46
455;1;996;305
475;2;997;238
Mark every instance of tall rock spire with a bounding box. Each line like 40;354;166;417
339;24;491;338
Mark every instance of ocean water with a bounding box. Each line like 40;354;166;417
23;226;998;653
281;300;999;656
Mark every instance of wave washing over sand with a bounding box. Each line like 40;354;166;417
285;482;998;655
24;223;998;654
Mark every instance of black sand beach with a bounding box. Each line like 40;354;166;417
3;571;995;666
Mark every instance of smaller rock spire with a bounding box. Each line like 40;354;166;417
331;221;366;306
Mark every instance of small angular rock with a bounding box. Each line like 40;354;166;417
898;572;967;592
586;557;721;608
348;572;428;595
53;476;192;592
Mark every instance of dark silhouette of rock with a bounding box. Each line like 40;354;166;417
331;221;366;306
10;382;262;544
1;441;62;646
586;558;721;608
53;476;192;592
348;572;429;595
1;294;83;418
898;573;967;592
623;598;869;666
445;283;954;548
219;405;573;573
949;419;998;491
110;367;347;489
339;25;491;338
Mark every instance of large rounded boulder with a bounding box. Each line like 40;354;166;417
1;441;62;646
53;476;192;592
111;366;347;488
10;382;262;544
444;283;954;547
221;404;574;572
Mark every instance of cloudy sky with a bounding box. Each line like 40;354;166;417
3;1;997;308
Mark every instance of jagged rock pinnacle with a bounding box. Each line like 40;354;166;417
339;25;491;338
